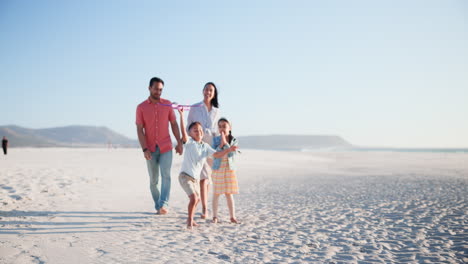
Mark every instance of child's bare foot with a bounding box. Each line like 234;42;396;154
201;209;209;219
187;220;199;228
158;207;168;215
230;217;240;224
212;217;219;223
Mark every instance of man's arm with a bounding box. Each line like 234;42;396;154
137;124;151;160
170;119;183;155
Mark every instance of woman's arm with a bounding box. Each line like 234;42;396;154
212;108;221;136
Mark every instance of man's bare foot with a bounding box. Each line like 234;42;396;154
212;217;219;223
230;217;240;224
159;207;168;215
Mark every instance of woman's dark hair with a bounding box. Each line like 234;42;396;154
188;121;202;131
218;118;233;144
204;82;219;108
149;77;164;87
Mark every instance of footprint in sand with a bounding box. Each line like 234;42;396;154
1;184;16;193
95;248;108;257
9;195;22;200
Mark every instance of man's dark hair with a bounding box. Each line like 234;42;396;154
149;77;164;87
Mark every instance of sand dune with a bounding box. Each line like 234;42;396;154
0;148;467;263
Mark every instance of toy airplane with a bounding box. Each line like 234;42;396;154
158;102;202;111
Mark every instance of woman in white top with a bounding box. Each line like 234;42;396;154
187;82;221;219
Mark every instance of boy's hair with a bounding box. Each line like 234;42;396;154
149;77;164;87
188;121;202;131
218;117;234;144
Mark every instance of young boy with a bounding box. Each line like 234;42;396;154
178;109;238;228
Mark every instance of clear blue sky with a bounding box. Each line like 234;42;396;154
1;0;467;148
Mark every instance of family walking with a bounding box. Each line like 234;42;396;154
136;77;240;228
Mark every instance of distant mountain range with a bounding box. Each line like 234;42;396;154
0;125;352;150
0;125;138;147
237;135;352;151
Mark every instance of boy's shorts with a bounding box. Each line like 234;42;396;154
178;172;200;197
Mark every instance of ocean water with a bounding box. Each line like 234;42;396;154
295;147;468;153
242;146;468;153
351;147;468;153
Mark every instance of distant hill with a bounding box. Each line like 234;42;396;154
237;135;352;151
0;125;138;147
0;125;351;150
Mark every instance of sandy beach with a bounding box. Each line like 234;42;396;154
0;148;467;263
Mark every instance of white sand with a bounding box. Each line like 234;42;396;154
0;148;467;263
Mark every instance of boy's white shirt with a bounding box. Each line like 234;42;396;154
180;138;216;179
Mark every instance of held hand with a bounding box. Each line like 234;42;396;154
144;150;152;160
175;142;183;155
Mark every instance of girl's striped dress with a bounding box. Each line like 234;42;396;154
212;156;239;195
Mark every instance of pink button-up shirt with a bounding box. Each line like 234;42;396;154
136;97;176;153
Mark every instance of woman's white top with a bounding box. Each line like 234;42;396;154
187;101;221;144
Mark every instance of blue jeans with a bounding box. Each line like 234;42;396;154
146;146;172;211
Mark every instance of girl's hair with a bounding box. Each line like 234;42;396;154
188;121;202;131
218;118;233;144
204;82;219;108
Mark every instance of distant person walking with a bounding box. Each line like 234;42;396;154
187;82;221;219
136;77;183;215
2;136;8;155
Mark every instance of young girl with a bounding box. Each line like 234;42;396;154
211;118;240;224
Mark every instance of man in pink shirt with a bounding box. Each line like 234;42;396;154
136;77;183;215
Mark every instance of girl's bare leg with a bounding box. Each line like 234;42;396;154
200;179;209;218
200;158;213;219
226;194;239;223
212;193;221;223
